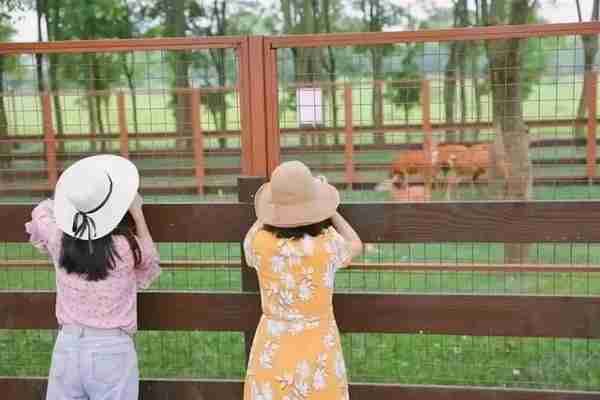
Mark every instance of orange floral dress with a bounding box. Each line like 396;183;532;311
243;223;352;400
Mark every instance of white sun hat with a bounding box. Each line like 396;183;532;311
54;154;139;242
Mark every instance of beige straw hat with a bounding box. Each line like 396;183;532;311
254;161;340;227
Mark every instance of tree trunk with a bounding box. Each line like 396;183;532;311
167;0;192;150
48;54;64;142
372;48;385;145
322;0;339;144
121;53;139;135
83;55;98;153
472;44;482;141
91;54;105;153
444;43;458;143
486;0;532;263
0;55;10;169
458;43;468;142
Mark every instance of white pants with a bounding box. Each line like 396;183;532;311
45;325;139;400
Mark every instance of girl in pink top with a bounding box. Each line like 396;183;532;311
25;155;161;400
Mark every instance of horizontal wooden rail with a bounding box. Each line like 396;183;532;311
1;378;599;400
5;201;600;243
1;291;599;338
2;259;599;273
0;118;595;144
2;157;595;181
3;176;600;198
267;22;600;48
0;36;244;55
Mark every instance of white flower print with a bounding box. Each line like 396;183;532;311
313;367;327;391
276;373;294;391
323;332;335;348
259;341;280;369
316;353;328;367
282;273;296;289
301;235;315;256
295;381;310;398
279;289;294;306
267;319;287;337
335;352;347;379
289;321;305;335
279;239;303;267
324;229;352;269
251;381;273;400
323;262;336;289
298;281;313;302
265;282;279;298
271;255;286;273
296;360;311;380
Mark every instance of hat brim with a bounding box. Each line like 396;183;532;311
54;155;140;239
254;179;340;228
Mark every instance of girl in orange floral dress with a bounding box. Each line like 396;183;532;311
243;161;363;400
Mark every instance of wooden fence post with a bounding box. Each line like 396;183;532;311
117;92;129;159
344;84;355;189
238;176;267;364
191;89;205;195
41;92;57;188
587;70;598;179
421;79;434;198
239;36;269;176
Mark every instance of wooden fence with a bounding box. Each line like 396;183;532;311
1;177;600;399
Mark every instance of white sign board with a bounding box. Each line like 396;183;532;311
296;87;323;126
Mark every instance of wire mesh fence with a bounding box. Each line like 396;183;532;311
2;240;600;295
0;46;243;202
276;34;600;202
1;329;599;391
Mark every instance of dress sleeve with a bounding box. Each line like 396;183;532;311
329;228;354;270
134;237;161;289
243;221;263;270
25;199;62;256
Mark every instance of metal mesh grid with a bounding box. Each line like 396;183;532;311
0;242;243;292
2;330;599;391
276;35;600;201
2;241;600;295
0;48;242;202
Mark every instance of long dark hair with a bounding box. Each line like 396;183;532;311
59;212;142;281
263;218;333;240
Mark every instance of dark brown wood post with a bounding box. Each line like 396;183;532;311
238;176;267;364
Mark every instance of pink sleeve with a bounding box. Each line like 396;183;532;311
134;237;161;289
25;199;61;256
